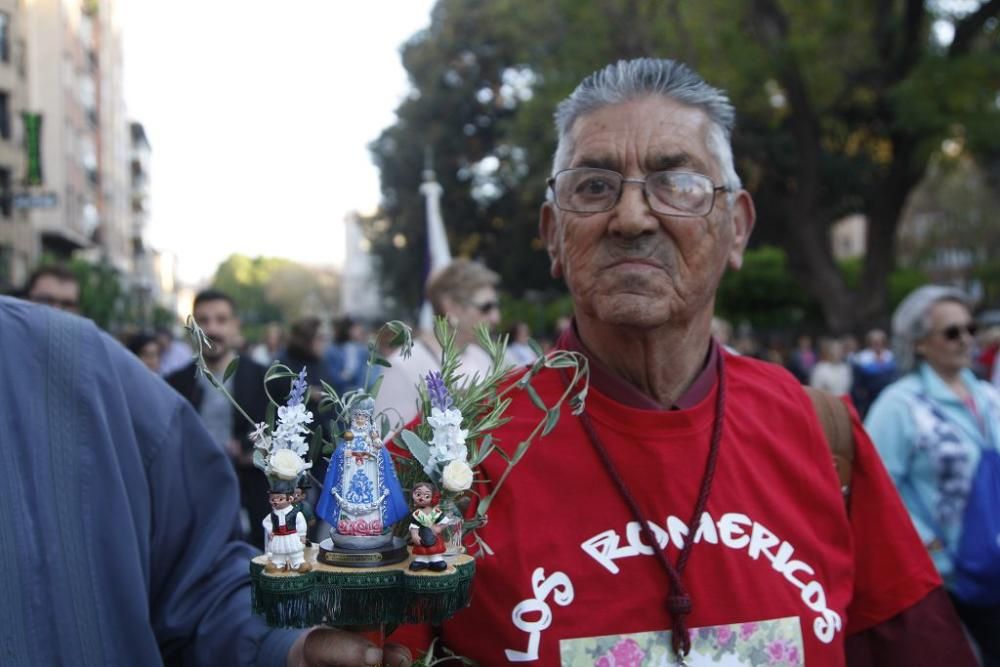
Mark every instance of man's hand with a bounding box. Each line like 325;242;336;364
287;628;412;667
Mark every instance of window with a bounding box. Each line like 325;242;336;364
0;244;12;290
0;168;10;218
0;92;9;140
0;13;9;64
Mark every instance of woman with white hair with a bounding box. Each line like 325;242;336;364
865;285;1000;664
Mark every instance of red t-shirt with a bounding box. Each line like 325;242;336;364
397;352;939;665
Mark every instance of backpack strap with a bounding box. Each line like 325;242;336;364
804;386;855;502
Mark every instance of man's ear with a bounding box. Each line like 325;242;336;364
727;190;756;271
438;296;461;327
539;202;563;279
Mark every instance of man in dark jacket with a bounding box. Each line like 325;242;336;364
167;289;271;546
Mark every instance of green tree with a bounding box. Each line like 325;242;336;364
211;255;285;327
210;254;340;334
70;258;123;331
716;246;821;330
370;0;1000;331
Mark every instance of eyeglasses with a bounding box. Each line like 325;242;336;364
547;168;730;217
938;323;978;341
473;300;499;315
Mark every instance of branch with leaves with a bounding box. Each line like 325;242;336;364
393;316;589;557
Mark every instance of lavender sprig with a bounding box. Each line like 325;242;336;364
425;371;453;411
288;367;308;406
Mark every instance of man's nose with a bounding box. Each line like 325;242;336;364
608;181;658;237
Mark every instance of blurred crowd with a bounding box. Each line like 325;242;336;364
713;315;1000;417
13;260;1000;662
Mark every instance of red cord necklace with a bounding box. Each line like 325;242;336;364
566;351;726;663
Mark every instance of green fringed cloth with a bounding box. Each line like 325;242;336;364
250;554;475;628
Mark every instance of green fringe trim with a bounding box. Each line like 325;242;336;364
250;557;476;628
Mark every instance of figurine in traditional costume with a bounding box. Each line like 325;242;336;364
408;481;448;572
317;397;408;549
263;480;310;573
248;367;315;574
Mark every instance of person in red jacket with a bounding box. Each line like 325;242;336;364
395;57;975;666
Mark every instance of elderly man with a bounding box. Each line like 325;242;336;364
398;58;972;665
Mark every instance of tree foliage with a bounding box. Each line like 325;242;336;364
210;254;339;333
70;258;123;331
370;0;1000;331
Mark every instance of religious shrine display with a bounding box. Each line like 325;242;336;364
185;315;589;659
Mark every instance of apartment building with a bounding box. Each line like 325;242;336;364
0;0;132;292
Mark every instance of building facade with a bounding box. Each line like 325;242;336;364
0;0;28;290
0;0;135;294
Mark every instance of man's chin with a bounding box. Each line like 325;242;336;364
592;296;676;329
202;350;228;363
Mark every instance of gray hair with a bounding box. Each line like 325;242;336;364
891;285;971;373
551;58;741;192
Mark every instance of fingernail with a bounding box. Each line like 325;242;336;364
364;647;381;665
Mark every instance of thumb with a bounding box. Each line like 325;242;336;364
289;628;383;667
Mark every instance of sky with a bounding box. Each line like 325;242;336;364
122;0;436;285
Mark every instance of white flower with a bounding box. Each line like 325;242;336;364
441;459;474;493
427;407;463;431
249;421;270;445
430;424;468;449
278;403;313;431
273;403;313;455
268;448;311;480
253;433;273;454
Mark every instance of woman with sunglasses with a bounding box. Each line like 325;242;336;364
865;285;1000;665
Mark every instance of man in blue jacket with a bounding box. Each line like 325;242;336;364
0;296;409;666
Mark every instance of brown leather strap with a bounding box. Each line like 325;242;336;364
804;386;855;501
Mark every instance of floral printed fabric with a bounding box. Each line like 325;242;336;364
560;617;803;666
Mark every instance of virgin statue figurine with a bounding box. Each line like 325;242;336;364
317;397;408;551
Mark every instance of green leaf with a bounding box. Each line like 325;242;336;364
475;534;495;557
527;338;544;357
511;440;531;465
390;328;408;347
373;356;392;368
252;448;267;470
526;384;546;413
492;443;512;463
542;406;561;436
470;434;495;467
265;402;277;430
265;363;295;381
223;356;240;382
308;427;324;468
369;374;385;400
399;429;432;470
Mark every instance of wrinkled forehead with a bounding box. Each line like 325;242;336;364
564;96;717;175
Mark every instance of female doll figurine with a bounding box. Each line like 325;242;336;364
316;397;408;549
408;482;448;572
